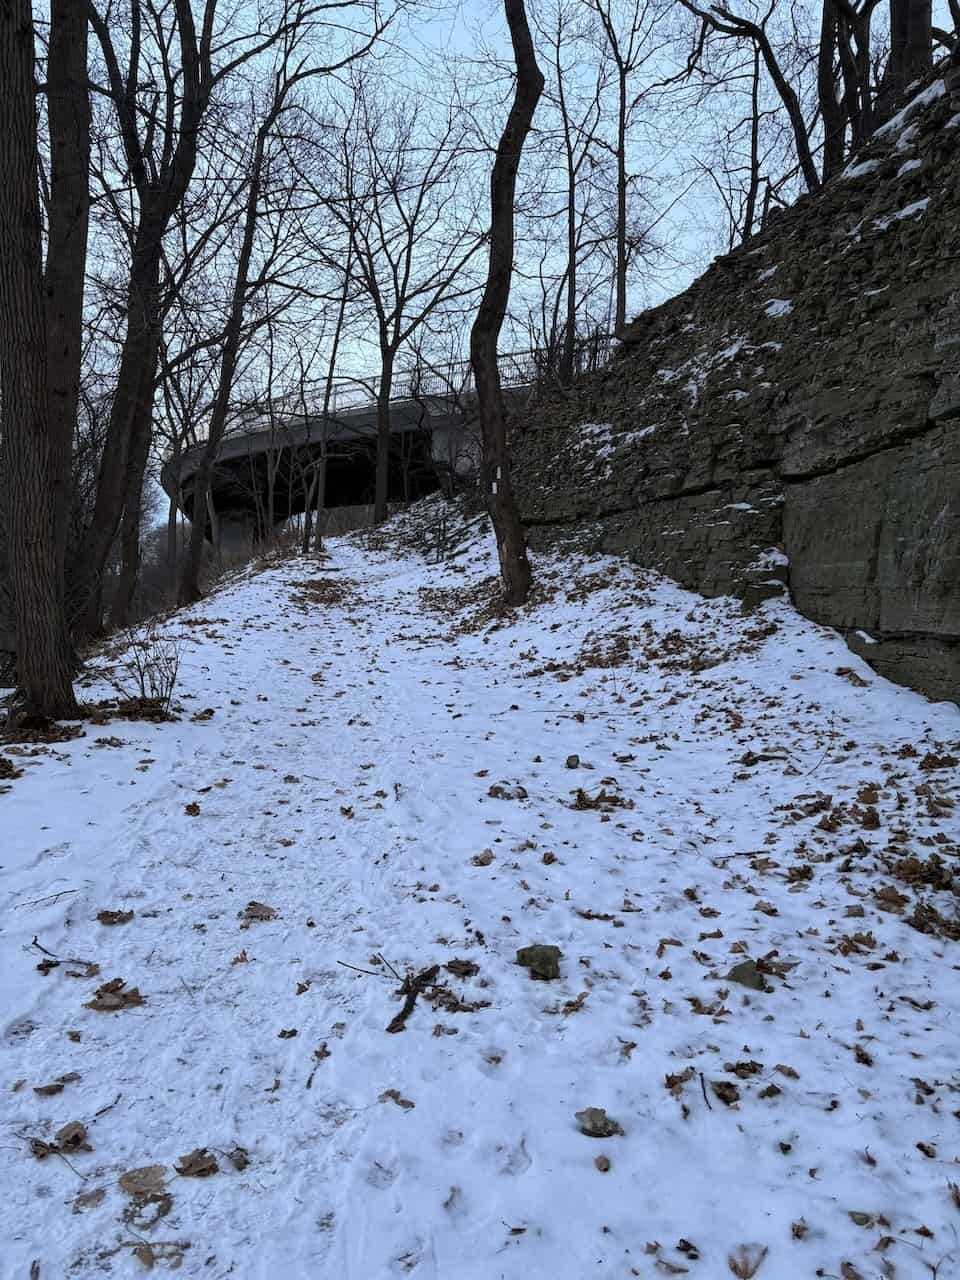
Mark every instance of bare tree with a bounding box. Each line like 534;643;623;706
533;0;612;383
77;0;348;635
588;0;668;335
178;12;391;603
319;84;484;523
470;0;544;607
0;0;80;716
679;0;822;192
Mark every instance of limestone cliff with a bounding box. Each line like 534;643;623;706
514;74;960;704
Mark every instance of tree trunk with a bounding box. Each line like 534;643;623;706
374;348;395;524
0;1;78;717
75;219;163;636
113;391;154;625
166;486;179;586
614;65;628;337
45;0;90;588
313;439;328;552
743;45;762;236
469;0;544;607
561;125;578;384
818;2;846;181
883;0;932;114
180;115;271;604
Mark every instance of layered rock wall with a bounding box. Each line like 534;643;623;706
514;76;959;703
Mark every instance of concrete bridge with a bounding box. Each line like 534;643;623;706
159;341;613;548
160;389;470;549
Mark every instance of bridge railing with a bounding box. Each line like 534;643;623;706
185;335;614;447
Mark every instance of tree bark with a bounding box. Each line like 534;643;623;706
45;0;90;587
374;347;395;525
113;387;154;624
613;63;628;336
882;0;932;113
74;219;163;634
818;1;846;181
469;0;544;607
0;0;78;716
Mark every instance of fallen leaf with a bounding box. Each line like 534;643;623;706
85;978;145;1011
55;1121;92;1153
97;909;134;926
711;1081;741;1106
119;1165;167;1196
379;1088;415;1110
33;1072;81;1096
239;900;277;925
133;1243;155;1269
575;1106;623;1137
175;1147;219;1177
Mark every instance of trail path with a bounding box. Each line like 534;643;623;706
3;511;959;1279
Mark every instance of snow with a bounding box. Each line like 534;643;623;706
570;422;657;476
873;198;931;232
874;78;946;139
840;158;882;181
749;547;789;570
855;630;879;647
764;299;793;319
896;158;923;177
2;511;959;1279
756;265;779;281
895;123;921;152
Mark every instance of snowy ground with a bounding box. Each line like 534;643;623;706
2;504;959;1280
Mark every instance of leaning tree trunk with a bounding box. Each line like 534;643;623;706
0;0;78;717
469;0;544;607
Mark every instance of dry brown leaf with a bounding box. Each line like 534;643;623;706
119;1165;167;1196
85;978;145;1011
97;909;134;926
239;900;277;925
55;1121;92;1153
728;1244;768;1278
133;1243;155;1270
379;1088;415;1110
33;1071;81;1096
175;1147;219;1177
72;1186;106;1214
711;1081;741;1106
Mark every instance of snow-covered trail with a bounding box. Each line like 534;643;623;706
2;519;959;1280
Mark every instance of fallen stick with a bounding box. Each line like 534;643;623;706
386;964;440;1034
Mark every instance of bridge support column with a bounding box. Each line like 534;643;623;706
216;512;257;555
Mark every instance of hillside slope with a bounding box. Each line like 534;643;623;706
2;507;959;1279
514;74;960;704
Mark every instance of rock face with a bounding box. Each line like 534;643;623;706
513;75;959;704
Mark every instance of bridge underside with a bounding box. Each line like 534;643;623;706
170;426;442;549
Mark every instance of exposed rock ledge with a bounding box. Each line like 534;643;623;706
513;74;959;704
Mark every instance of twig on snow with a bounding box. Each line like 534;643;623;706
337;960;393;981
699;1071;713;1111
28;936;95;968
17;890;78;909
